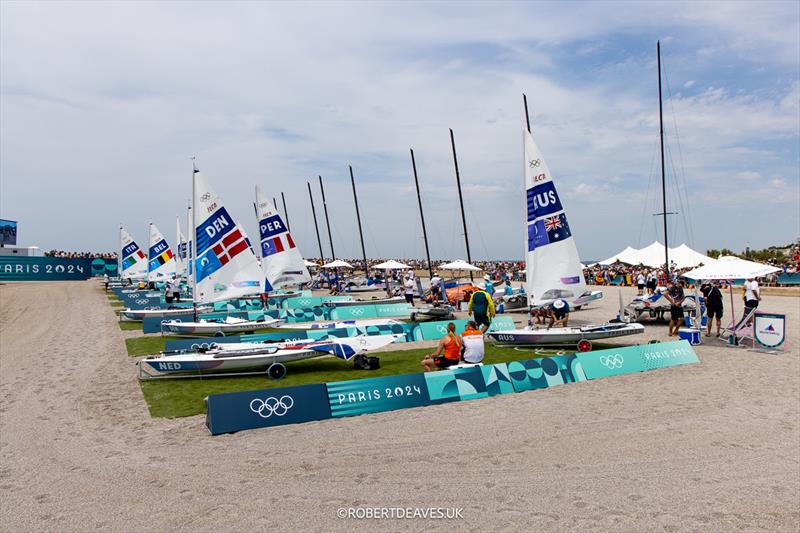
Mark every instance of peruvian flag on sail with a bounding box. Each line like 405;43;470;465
255;185;310;290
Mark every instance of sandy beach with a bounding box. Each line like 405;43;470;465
1;280;798;531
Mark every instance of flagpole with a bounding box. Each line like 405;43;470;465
191;157;198;321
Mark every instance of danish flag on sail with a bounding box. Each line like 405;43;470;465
211;228;249;265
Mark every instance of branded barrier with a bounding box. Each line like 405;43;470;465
0;256;94;281
165;316;517;352
753;312;785;349
204;340;698;435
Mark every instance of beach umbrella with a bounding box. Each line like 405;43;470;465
683;256;780;344
322;259;353;269
372;259;410;270
438;259;481;271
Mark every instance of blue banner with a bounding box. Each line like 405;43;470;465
206;383;331;435
526;181;563;221
327;374;432;417
576;340;698;379
0;256;93;281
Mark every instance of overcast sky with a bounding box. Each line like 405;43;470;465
1;1;798;261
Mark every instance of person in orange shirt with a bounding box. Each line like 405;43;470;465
421;322;462;371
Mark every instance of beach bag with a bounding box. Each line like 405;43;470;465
354;354;380;370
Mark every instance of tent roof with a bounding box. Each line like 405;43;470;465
598;241;714;269
372;259;410;270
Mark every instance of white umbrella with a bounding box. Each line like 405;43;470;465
683;256;779;280
438;259;481;271
683;256;780;345
372;259;410;270
322;259;353;269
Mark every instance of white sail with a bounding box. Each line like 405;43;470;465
119;226;148;279
193;172;263;304
147;223;176;282
255;185;311;290
175;216;188;277
524;129;588;305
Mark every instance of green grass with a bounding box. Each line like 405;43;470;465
118;321;142;331
138;344;570;418
126;335;170;356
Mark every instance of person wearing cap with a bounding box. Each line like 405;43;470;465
468;287;495;333
483;274;495;296
547;299;570;328
430;272;443;304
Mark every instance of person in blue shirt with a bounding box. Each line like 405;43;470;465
483;274;495;296
503;280;514;296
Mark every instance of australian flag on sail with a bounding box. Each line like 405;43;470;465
528;213;572;251
259;214;295;258
195;207;249;282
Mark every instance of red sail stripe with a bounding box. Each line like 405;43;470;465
272;236;285;253
286;233;295;249
222;228;243;248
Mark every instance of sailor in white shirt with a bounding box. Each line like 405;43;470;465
461;321;485;364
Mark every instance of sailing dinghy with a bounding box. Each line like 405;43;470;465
486;123;643;351
147;222;177;282
119;227;149;280
161;168;268;335
275;318;403;330
138;333;402;379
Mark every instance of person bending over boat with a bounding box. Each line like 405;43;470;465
468;288;495;333
421;322;462;371
547;299;570;329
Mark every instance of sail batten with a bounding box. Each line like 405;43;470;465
524;129;588;304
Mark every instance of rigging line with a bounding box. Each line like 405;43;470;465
663;65;697;247
667;140;694;247
462;194;491;260
638;131;660;247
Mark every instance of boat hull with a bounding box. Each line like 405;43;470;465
122;306;211;321
161;318;282;335
323;296;405;307
487;322;645;347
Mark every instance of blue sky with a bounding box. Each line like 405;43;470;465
1;1;798;261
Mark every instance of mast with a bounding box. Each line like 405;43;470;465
449;128;473;281
117;225;122;277
191;157;198;320
410;148;433;279
281;192;290;231
523;93;531;133
657;41;670;279
306;181;325;261
318;175;336;260
349;166;368;273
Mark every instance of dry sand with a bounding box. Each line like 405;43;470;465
1;280;798;532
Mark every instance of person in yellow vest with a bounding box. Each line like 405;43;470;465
468;288;496;333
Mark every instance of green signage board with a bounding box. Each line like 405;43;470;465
0;256;93;281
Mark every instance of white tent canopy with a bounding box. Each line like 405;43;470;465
372;259;410;270
438;259;481;271
682;256;780;280
599;241;715;269
303;259;319;268
322;259;353;269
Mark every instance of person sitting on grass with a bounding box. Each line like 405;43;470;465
421;322;462;371
547;299;570;329
461;321;485;364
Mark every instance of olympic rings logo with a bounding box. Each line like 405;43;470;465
599;354;624;369
135;299;148;305
249;396;294;418
350;308;365;316
200;192;212;202
436;325;447;334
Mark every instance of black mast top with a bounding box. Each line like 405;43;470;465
449;128;473;281
657;41;670;278
523;93;532;133
349;166;368;273
281;192;290;231
318;175;336;260
306;181;325;261
410;149;433;279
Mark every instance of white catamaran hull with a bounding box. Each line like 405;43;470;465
487;322;645;348
275;318;403;330
122;305;212;321
138;334;402;378
161;317;282;335
322;296;405;308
